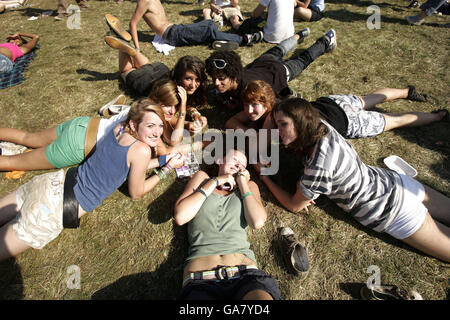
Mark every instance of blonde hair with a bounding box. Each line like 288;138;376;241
149;78;179;107
124;97;167;138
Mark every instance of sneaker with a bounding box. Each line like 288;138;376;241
406;85;427;102
324;29;337;53
105;14;132;42
278;227;309;277
297;27;310;41
212;40;239;51
243;31;263;46
0;141;27;156
406;14;424;25
98;94;127;116
105;36;137;56
197;0;205;5
54;14;67;21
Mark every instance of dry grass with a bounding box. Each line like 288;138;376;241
0;0;449;300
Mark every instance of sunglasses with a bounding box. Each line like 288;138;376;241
212;59;227;69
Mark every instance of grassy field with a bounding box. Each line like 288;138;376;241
0;0;449;300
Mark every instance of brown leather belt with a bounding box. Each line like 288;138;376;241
84;117;101;158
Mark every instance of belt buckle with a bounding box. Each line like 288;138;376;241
215;266;227;280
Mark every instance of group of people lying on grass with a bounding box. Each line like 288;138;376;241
1;1;449;300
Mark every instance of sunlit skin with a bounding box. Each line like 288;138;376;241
132;112;165;148
219;150;248;176
213;75;238;94
273;111;298;146
244;102;267;121
160;105;176;122
180;70;200;95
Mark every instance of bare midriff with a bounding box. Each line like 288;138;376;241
0;47;13;60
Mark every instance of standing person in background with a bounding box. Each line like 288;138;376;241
294;0;325;22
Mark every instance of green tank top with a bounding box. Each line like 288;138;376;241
186;190;256;264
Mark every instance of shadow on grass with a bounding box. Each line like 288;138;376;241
76;68;120;81
91;220;188;299
325;9;410;25
338;282;365;300
0;258;23;299
147;180;187;225
18;7;54;17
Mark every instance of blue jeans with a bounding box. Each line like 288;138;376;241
0;54;14;74
162;20;243;47
420;0;447;15
260;34;328;81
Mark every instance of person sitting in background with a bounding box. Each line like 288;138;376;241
294;0;325;22
202;0;243;31
406;0;447;24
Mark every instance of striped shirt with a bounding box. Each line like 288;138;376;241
299;121;404;233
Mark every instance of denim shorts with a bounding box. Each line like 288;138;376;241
178;268;281;300
325;94;386;138
0;54;14;73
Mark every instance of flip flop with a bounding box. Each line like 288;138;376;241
105;14;132;42
278;227;309;278
212;40;239;51
105;36;137;56
360;285;423;300
98;94;126;116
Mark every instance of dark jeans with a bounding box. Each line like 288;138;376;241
260;35;328;81
162;20;243;47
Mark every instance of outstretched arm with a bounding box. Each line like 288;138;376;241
9;32;40;55
130;0;148;50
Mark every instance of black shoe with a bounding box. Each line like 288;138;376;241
278;227;309;277
297;27;310;42
407;85;427;102
243;31;263;46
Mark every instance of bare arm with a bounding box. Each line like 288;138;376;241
225;111;250;131
9;32;40;55
296;0;310;8
130;0;149;50
255;164;315;213
235;171;267;230
167;86;188;146
251;4;266;19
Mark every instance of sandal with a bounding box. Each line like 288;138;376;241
360;284;423;300
98;95;126;116
278;227;309;277
431;109;450;122
105;14;132;42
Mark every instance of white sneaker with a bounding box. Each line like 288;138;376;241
324;29;337;53
98;94;126;116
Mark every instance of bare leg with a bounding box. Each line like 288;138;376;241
0;126;57;148
422;185;450;226
0;147;54;171
0;191;31;261
0;192;19;226
242;289;273;300
118;51;150;81
203;8;212;20
361;88;408;109
401;213;450;262
229;15;241;31
0;221;31;261
382;112;445;132
294;7;312;21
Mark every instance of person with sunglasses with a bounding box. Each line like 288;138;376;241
128;0;263;52
205;28;336;111
174;147;281;300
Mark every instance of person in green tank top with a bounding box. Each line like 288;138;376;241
174;149;281;300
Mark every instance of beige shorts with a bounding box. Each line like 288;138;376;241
212;6;243;22
13;169;65;249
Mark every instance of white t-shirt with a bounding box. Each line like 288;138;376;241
96;108;130;143
260;0;295;44
214;0;232;7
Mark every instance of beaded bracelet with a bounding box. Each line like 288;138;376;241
153;169;166;180
175;111;186;118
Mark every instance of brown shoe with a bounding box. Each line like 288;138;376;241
105;36;137;56
105;13;132;42
278;227;309;277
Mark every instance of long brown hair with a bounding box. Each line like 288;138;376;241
149;77;179;108
271;98;328;156
124;97;167;138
